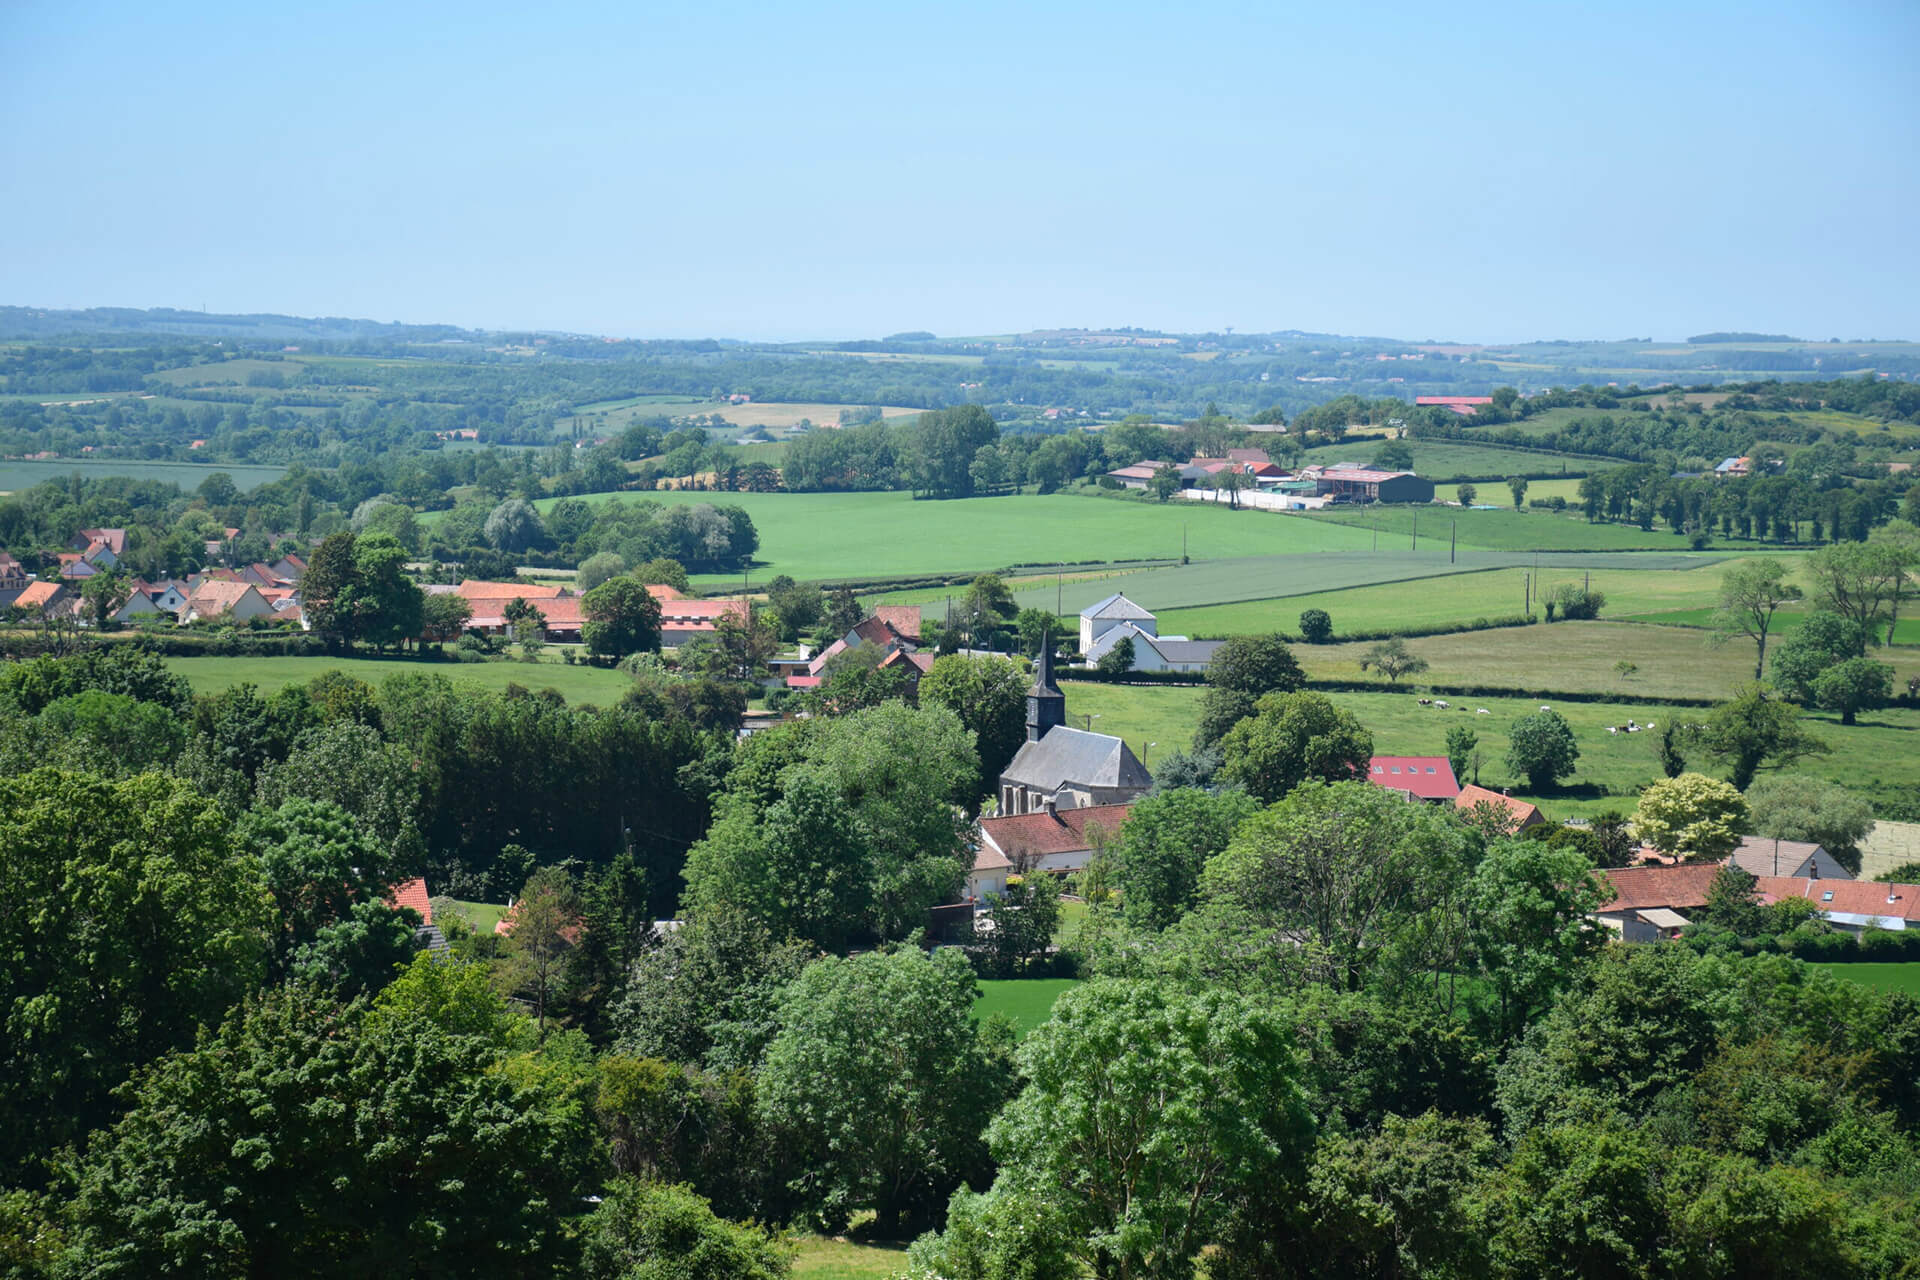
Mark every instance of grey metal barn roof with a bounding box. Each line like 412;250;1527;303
1001;727;1152;793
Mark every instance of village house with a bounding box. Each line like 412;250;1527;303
9;579;70;619
1454;784;1545;832
1730;835;1852;880
1756;877;1920;934
182;580;275;624
1365;756;1460;802
1104;461;1171;490
0;552;28;607
1081;621;1221;674
804;610;920;679
646;583;750;648
1593;864;1721;942
967;802;1134;899
997;644;1152;814
1079;593;1156;654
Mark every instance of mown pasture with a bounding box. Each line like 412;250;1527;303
974;978;1078;1037
528;490;1380;584
1057;680;1920;819
1154;558;1779;640
1809;964;1920;997
1299;438;1605;480
0;458;287;493
1304;504;1772;552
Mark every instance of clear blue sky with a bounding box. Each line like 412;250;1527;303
3;0;1914;343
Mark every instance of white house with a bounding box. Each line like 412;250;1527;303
1082;621;1221;673
1079;593;1156;654
182;581;276;624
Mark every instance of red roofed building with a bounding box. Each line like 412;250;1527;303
1454;784;1544;832
872;605;923;643
969;802;1133;898
1416;396;1494;417
654;594;749;646
1756;877;1920;934
457;579;564;601
808;613;915;676
1364;756;1459;802
386;877;434;926
11;580;69;617
1594;864;1722;941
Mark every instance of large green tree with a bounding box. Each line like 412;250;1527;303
1771;611;1872;700
1711;556;1803;679
1744;775;1875;874
1217;690;1372;802
981;979;1314;1280
0;769;269;1183
1504;709;1579;790
1634;772;1750;862
1112;787;1263;932
757;948;999;1235
917;653;1028;800
1697;682;1830;790
582;576;664;659
63;976;596;1277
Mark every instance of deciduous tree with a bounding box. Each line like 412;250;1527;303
1711;557;1803;679
1634;772;1749;861
1218;690;1372;803
1503;709;1579;790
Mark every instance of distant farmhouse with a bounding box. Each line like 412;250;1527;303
1078;593;1220;673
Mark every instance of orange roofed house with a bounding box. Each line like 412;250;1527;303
968;802;1133;899
646;584;749;648
1454;784;1544;833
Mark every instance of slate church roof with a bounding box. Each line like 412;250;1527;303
1080;592;1155;622
1000;726;1152;794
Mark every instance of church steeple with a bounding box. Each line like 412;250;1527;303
1026;632;1066;742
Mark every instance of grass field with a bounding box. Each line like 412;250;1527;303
526;490;1378;583
564;400;923;435
1058;679;1920;818
163;655;634;704
792;1235;907;1279
1154;558;1785;640
441;898;508;933
1301;438;1604;480
1809;963;1920;997
1305;505;1769;552
1625;606;1920;646
975;978;1078;1036
1434;477;1588;507
0;458;287;493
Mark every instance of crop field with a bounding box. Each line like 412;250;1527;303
530;490;1379;583
1300;438;1604;479
1434;477;1588;506
1058;680;1920;819
1809;964;1920;997
1624;606;1920;646
1155;559;1774;640
0;458;287;493
1304;504;1769;552
565;399;924;435
145;358;304;387
163;655;633;704
975;978;1078;1036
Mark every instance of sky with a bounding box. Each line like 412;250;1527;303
2;0;1915;343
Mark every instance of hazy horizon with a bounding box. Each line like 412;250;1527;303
4;0;1915;344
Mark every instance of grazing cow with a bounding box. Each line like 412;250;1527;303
1476;708;1491;715
1607;726;1619;735
1418;698;1432;706
1434;700;1449;709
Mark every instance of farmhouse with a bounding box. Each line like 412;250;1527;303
1730;836;1851;880
646;584;750;648
1454;784;1544;832
807;612;919;677
1079;593;1156;653
1305;464;1435;504
1105;462;1170;490
1364;756;1460;802
997;644;1152;814
1756;877;1920;933
1593;864;1721;942
1081;622;1221;673
968;802;1134;899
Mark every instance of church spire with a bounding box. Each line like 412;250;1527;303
1026;628;1066;742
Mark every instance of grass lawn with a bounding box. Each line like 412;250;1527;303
975;978;1079;1037
1304;505;1769;552
441;898;507;933
1058;679;1920;818
792;1235;908;1279
163;654;635;704
525;490;1377;584
1434;477;1589;506
1809;963;1920;997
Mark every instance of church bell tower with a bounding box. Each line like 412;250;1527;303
1026;634;1066;742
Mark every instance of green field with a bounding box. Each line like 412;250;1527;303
0;458;287;493
1305;505;1768;552
1626;606;1920;646
1059;679;1920;818
441;898;508;933
525;490;1379;583
1155;558;1781;640
1809;963;1920;997
1434;477;1589;507
975;978;1078;1036
1301;438;1605;480
163;655;634;704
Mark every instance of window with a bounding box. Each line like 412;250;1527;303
1390;767;1401;774
1425;766;1435;773
1822;892;1834;902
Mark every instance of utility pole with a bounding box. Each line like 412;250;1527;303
1524;572;1531;615
1411;509;1418;550
1182;522;1188;564
1057;569;1062;616
1450;520;1456;564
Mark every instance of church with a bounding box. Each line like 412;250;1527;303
996;641;1152;815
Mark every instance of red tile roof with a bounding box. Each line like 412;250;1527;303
1365;756;1459;800
978;803;1134;861
1596;864;1722;914
1755;877;1920;924
386;877;433;926
645;583;688;602
873;605;923;640
457;580;563;600
14;580;64;609
1454;784;1543;828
